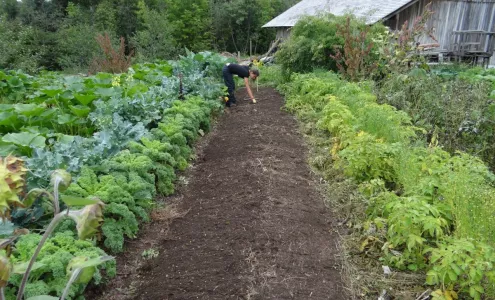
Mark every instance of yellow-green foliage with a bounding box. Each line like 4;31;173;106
282;71;495;299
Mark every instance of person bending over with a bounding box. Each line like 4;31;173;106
222;63;259;107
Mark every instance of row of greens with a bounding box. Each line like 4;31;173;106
277;71;495;300
1;51;233;299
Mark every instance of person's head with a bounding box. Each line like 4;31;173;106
249;69;260;80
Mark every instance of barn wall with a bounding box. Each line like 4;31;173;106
384;0;495;52
276;27;292;41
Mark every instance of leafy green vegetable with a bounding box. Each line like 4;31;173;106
6;231;115;299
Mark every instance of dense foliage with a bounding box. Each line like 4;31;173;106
0;50;233;299
377;68;495;171
275;70;495;300
266;8;495;299
0;0;298;73
275;14;386;76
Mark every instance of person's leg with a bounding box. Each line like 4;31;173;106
222;66;236;106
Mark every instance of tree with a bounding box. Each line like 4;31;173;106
0;17;44;73
114;0;139;52
210;0;297;54
165;0;212;52
56;3;100;72
94;0;117;33
0;0;19;20
131;1;177;61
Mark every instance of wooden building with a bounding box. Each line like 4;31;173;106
262;0;495;66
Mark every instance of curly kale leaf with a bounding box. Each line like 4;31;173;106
101;150;155;184
101;203;139;253
66;167;150;252
6;231;115;299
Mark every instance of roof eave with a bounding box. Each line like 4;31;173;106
382;0;420;20
262;24;293;28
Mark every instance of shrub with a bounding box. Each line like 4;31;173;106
276;14;345;75
377;71;495;169
276;14;385;77
90;33;133;74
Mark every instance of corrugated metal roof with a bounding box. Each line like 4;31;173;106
262;0;417;27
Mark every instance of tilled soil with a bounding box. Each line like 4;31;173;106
91;87;345;300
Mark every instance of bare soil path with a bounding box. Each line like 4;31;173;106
91;87;345;300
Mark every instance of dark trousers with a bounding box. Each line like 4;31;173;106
222;65;236;106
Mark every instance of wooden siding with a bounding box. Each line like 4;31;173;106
276;27;292;40
383;0;495;53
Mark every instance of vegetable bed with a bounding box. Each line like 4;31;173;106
1;51;233;299
277;70;495;300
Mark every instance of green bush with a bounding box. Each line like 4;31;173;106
377;71;495;169
56;24;101;73
276;14;385;77
276;14;345;75
131;7;177;62
427;238;495;300
0;18;43;73
257;65;286;87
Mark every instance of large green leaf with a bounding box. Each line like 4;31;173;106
0;112;17;126
95;87;118;98
2;132;46;148
57;114;78;125
57;134;75;144
60;195;100;206
159;64;173;76
127;84;149;97
0;104;14;111
13;261;45;274
39;108;57;119
59;90;75;102
41;86;63;97
14;104;45;117
92;74;113;87
67;82;85;93
0;143;18;156
133;72;146;81
63;76;83;86
7;77;23;88
74;93;97;106
68;255;114;270
69;105;91;118
22;127;51;136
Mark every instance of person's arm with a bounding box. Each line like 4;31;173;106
244;77;255;101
